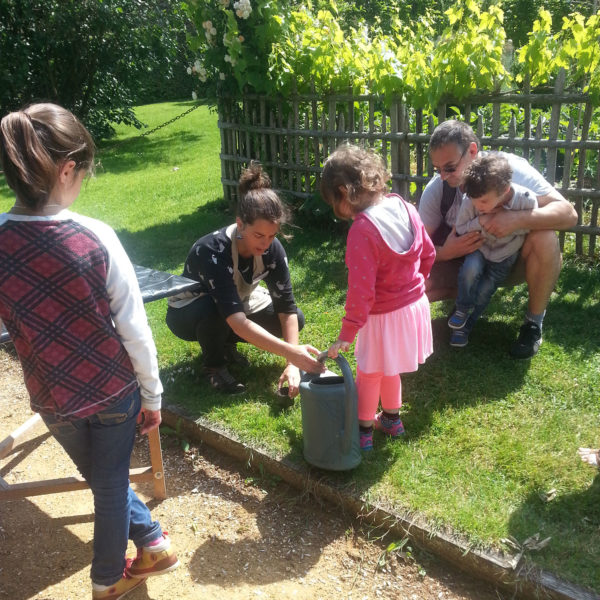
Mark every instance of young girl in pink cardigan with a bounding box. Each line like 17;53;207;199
323;145;436;450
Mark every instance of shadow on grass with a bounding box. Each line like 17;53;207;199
95;130;207;176
507;473;600;593
402;314;530;430
159;353;302;419
544;259;600;355
114;196;233;270
283;218;349;297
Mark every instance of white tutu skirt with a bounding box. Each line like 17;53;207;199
354;294;433;375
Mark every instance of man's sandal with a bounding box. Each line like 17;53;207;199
578;448;600;469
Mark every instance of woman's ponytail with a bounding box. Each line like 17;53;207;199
237;161;290;226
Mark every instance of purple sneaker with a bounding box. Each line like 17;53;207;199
374;412;405;437
359;429;373;451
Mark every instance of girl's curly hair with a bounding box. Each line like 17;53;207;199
320;144;390;219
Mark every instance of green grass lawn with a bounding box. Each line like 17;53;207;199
1;100;599;592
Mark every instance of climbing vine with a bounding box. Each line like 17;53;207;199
184;0;600;108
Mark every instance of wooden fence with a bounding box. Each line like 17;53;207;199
218;74;600;257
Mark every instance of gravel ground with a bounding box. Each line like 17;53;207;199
0;347;506;600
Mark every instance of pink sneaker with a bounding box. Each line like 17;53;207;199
359;429;373;451
374;412;405;437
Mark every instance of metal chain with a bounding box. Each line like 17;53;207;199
137;103;201;138
100;103;201;152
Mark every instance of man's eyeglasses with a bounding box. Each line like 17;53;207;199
433;147;468;175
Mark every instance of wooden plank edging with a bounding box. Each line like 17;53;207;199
162;406;599;600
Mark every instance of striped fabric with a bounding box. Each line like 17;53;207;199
0;219;138;419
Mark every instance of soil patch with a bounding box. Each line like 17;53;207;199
0;347;505;599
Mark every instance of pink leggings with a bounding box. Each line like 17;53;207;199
356;367;402;422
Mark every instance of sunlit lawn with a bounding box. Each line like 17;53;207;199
1;100;599;593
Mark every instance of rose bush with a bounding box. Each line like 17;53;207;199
185;0;286;98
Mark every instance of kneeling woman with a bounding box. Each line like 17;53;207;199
166;163;323;395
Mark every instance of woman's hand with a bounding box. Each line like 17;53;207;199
285;344;325;375
278;364;301;398
327;339;350;358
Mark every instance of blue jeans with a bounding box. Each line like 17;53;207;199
456;249;519;326
42;389;162;585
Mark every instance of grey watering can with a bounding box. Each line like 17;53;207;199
299;353;361;471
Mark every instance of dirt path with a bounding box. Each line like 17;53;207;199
0;348;506;600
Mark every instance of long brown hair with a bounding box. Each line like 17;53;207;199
0;103;95;210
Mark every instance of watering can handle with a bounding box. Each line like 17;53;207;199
316;350;357;454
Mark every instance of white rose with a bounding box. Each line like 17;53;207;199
192;91;198;100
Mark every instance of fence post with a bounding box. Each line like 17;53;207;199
311;83;321;190
415;108;424;202
491;102;500;150
575;101;593;255
533;116;544;172
269;105;278;188
559;118;575;252
368;97;375;149
259;97;268;165
591;151;600;257
390;98;400;195
546;69;566;186
292;83;301;195
399;102;410;200
523;74;531;161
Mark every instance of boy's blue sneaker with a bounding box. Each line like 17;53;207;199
450;328;469;347
448;309;469;329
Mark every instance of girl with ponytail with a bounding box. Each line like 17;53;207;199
0;103;179;598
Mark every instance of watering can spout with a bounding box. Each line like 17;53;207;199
299;353;361;471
